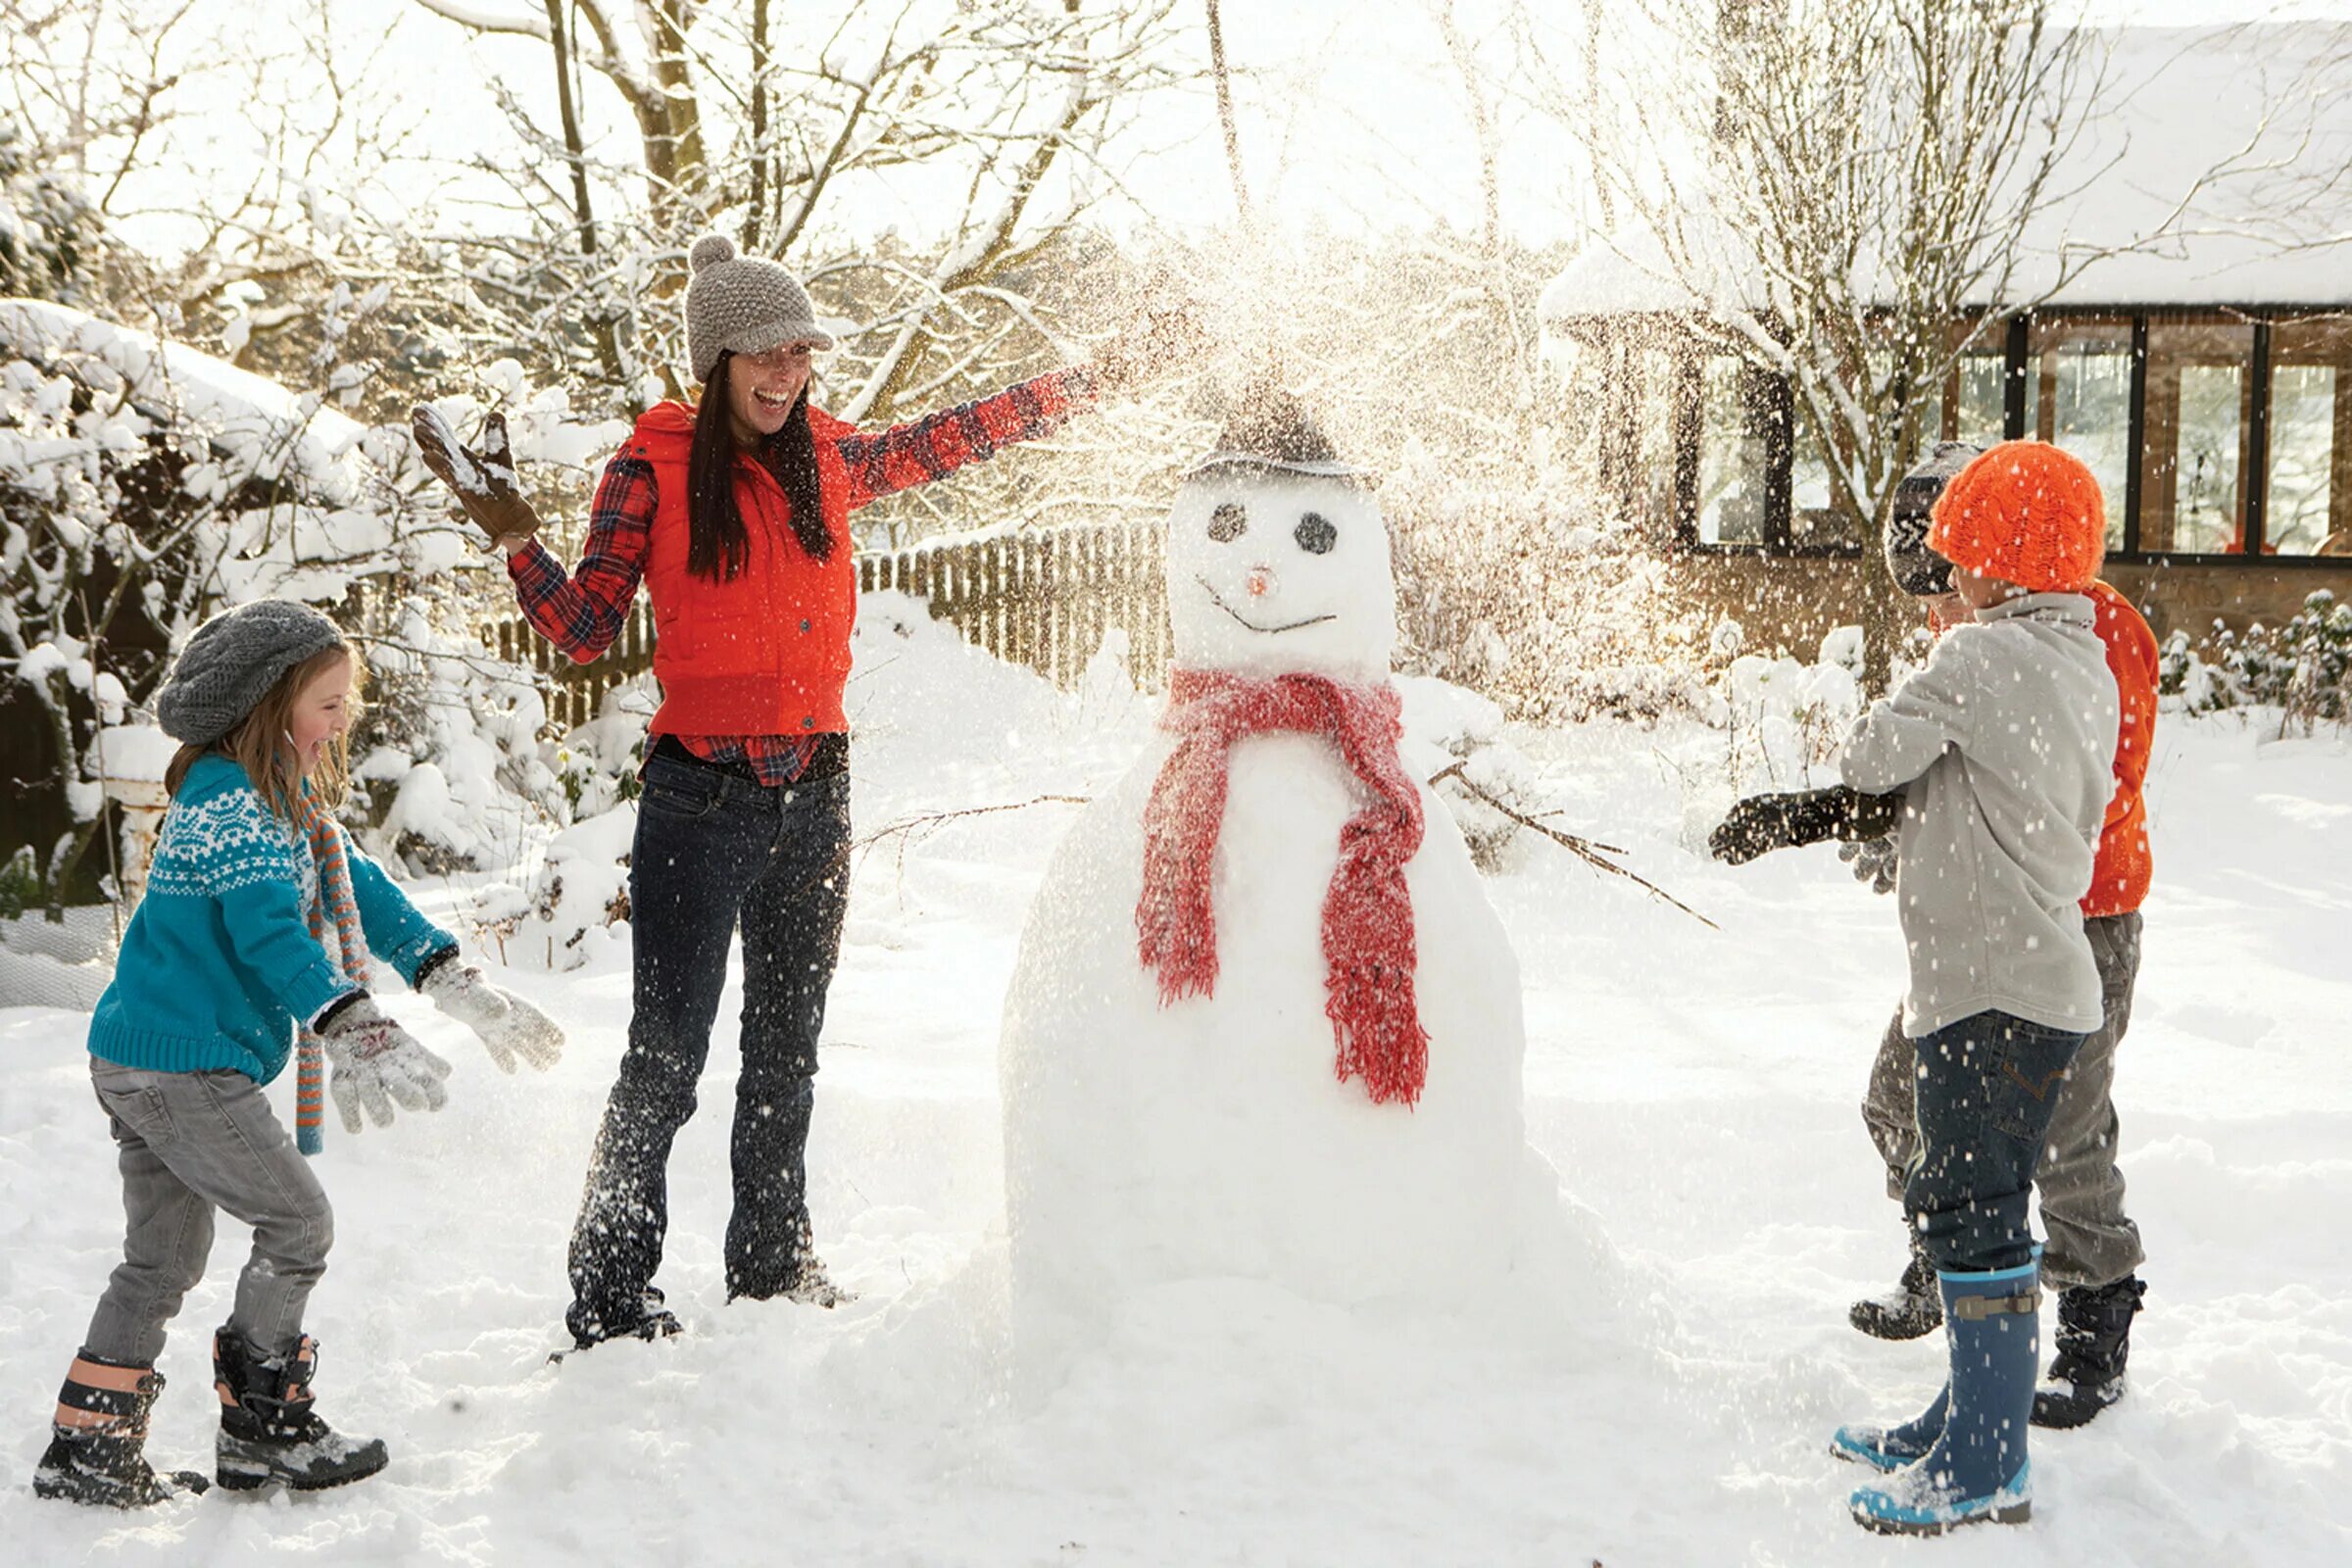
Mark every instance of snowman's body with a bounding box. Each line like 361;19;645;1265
1000;437;1562;1327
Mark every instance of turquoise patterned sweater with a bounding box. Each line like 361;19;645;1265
87;755;454;1085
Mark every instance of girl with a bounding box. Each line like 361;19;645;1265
413;234;1194;1350
33;600;563;1507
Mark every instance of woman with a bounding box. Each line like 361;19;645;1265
415;234;1186;1348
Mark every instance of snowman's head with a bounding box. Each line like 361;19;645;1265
1166;466;1396;682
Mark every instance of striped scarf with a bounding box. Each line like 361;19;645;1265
293;786;368;1154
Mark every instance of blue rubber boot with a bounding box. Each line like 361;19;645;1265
1848;1256;2040;1535
1831;1384;1945;1471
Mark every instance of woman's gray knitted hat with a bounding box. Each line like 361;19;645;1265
684;234;834;384
156;601;348;746
1884;440;1985;597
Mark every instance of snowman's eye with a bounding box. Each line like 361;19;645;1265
1208;502;1248;543
1294;513;1337;555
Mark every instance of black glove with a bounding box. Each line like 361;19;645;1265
1709;786;1903;864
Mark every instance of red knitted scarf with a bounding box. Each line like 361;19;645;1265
1136;667;1430;1106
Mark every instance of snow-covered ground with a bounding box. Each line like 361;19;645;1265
3;611;2346;1566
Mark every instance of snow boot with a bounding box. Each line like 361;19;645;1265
1848;1238;1942;1341
730;1255;857;1310
1847;1256;2040;1536
563;1285;685;1355
1831;1385;1945;1472
2033;1274;2146;1429
213;1330;388;1492
31;1352;210;1507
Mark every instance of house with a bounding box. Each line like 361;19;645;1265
1542;23;2352;653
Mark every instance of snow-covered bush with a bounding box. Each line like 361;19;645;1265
0;115;98;304
0;300;632;907
2159;592;2352;730
1388;453;1710;726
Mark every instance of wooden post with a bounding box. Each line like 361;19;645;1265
1002;535;1020;672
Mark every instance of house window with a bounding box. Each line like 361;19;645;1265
2267;318;2352;557
1633;305;2350;564
2138;318;2258;554
1941;322;2008;446
2027;318;2132;551
1696;356;1772;545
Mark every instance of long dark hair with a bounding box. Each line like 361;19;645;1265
687;351;831;581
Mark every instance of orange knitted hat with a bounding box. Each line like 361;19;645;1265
1927;441;2106;594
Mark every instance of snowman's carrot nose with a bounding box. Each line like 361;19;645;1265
1247;566;1274;598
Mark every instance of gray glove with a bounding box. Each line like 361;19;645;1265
420;959;564;1073
318;997;453;1132
1838;835;1899;895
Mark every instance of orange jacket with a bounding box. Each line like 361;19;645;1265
2082;579;2157;917
631;401;861;737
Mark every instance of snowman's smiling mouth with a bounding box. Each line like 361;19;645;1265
1194;575;1338;635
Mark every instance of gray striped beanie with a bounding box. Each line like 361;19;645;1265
684;234;835;384
1885;440;1985;597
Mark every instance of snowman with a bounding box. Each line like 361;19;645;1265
998;387;1571;1333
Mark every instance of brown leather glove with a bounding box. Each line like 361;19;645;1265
410;406;544;553
1086;287;1213;397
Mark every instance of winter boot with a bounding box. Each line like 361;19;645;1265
1847;1256;2040;1536
1831;1385;1946;1471
564;1285;685;1354
213;1330;388;1492
31;1351;210;1507
730;1255;857;1310
781;1256;857;1309
1848;1237;1943;1341
2033;1274;2146;1429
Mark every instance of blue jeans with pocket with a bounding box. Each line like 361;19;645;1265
565;740;852;1337
1903;1010;2090;1274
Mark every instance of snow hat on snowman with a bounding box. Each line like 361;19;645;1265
1186;379;1371;484
683;234;835;384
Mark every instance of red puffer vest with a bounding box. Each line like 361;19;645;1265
625;401;859;737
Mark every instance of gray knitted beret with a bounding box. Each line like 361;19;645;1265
156;601;348;746
1884;440;1986;597
684;234;834;384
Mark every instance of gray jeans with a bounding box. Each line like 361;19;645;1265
82;1059;333;1366
1863;911;2145;1291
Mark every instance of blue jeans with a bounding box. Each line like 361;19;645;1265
1904;1010;2089;1274
565;741;852;1337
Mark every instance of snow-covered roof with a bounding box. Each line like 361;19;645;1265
1544;22;2352;322
0;297;368;499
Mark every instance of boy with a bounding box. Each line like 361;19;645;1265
1712;442;2157;1429
1827;441;2118;1534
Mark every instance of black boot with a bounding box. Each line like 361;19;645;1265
1849;1239;1943;1341
31;1351;210;1507
2033;1274;2146;1429
563;1284;685;1355
213;1330;388;1492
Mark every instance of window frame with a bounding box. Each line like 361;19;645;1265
1656;302;2352;568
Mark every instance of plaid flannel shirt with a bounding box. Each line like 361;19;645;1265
509;368;1095;785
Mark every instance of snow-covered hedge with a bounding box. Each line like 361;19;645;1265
2159;591;2352;730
